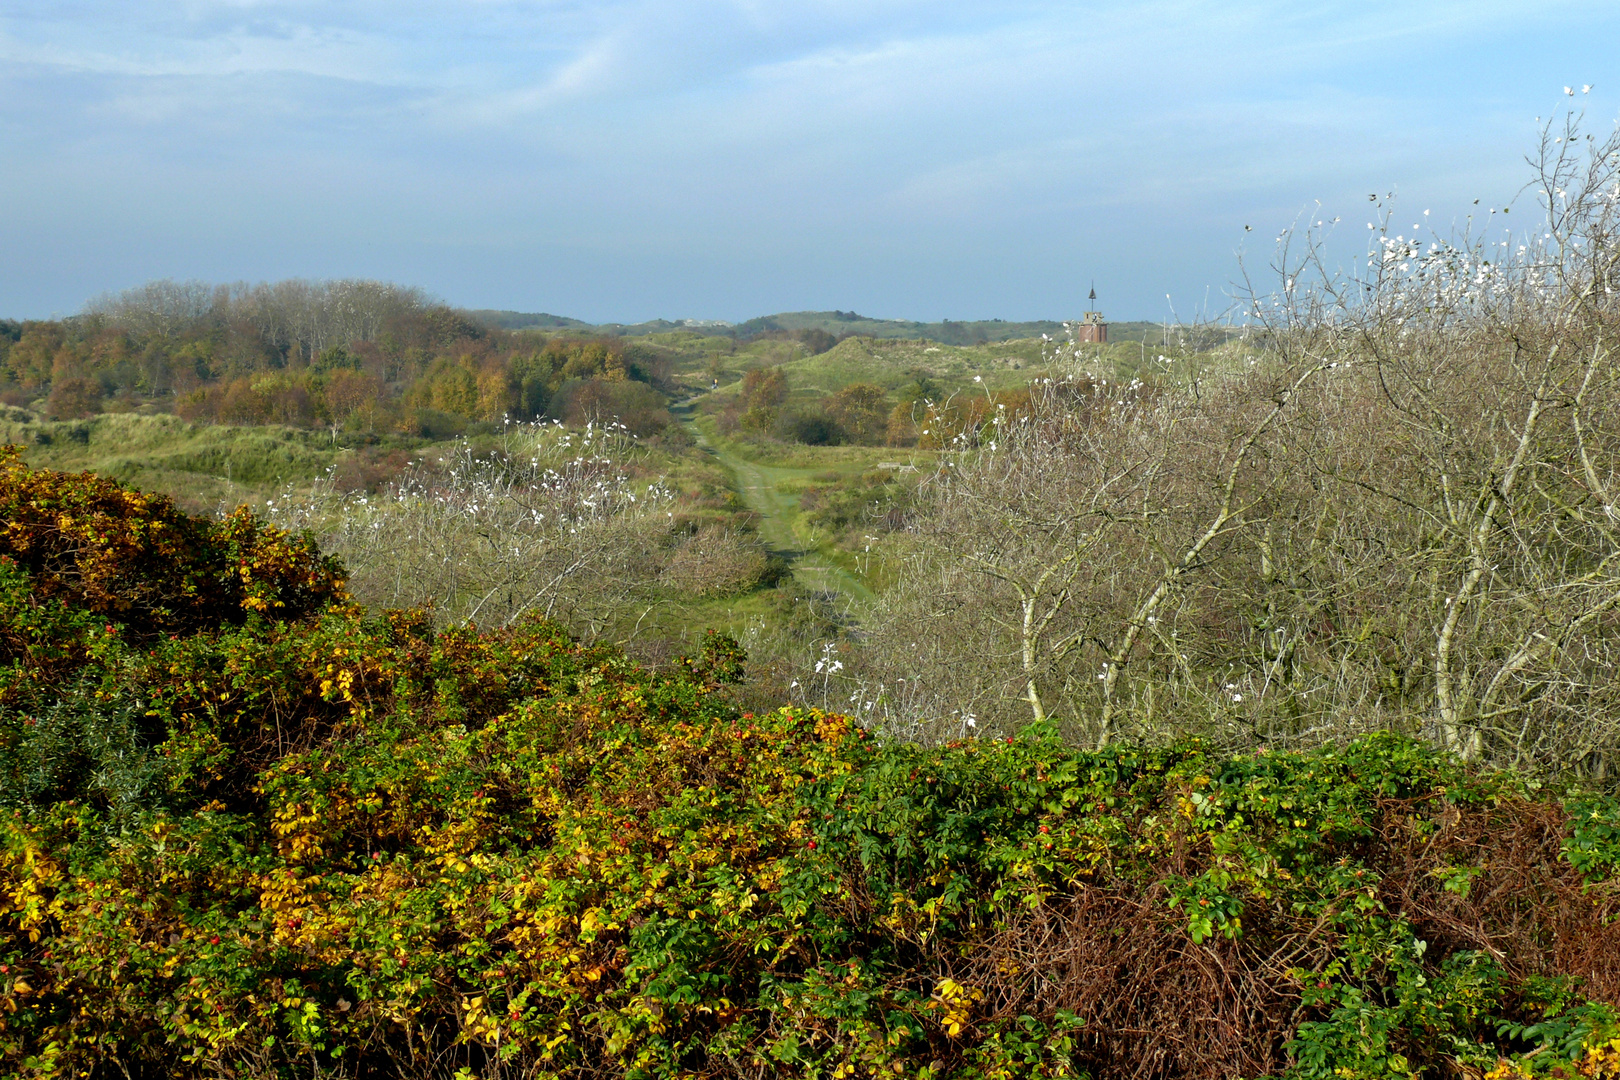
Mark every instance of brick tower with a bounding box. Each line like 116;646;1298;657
1076;283;1108;344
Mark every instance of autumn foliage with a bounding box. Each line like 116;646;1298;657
0;280;676;437
0;446;345;641
3;457;1620;1080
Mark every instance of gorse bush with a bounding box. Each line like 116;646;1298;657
2;456;1620;1079
0;445;345;641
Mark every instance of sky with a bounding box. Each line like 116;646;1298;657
2;1;1617;323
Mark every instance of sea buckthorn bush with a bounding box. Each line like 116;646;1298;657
2;455;1620;1080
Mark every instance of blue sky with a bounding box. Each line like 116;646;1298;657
2;1;1616;322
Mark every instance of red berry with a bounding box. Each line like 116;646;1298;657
210;936;221;945
806;840;817;850
1038;825;1049;833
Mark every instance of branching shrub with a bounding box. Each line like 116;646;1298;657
0;445;345;641
853;113;1620;781
272;420;764;641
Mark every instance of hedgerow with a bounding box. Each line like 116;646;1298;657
3;455;1620;1080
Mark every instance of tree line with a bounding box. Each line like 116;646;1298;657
0;279;674;438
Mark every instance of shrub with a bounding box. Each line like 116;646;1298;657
43;377;103;420
858;115;1620;778
3;444;1620;1080
775;409;842;445
551;376;672;436
824;382;889;445
4;663;1620;1079
658;522;778;597
266;421;675;636
0;445;345;641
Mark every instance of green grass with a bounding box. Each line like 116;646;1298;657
0;408;359;512
670;407;932;604
760;336;1043;398
694;436;873;601
641;329;1057;406
713;437;933;471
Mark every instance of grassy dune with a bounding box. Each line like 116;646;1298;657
0;408;351;511
737;336;1044;400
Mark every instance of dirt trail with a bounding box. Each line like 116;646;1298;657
673;403;873;605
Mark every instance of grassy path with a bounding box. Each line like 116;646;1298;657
673;403;873;605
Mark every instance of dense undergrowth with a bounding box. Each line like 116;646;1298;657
4;454;1620;1080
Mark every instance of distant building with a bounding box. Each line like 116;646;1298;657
1075;284;1108;343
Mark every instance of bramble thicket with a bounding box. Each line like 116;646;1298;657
3;450;1620;1080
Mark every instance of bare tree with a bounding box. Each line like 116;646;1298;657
853;111;1620;779
86;278;434;364
84;279;218;339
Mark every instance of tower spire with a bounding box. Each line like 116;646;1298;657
1080;280;1108;344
